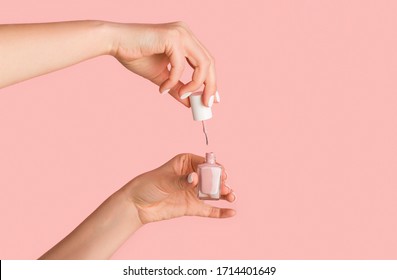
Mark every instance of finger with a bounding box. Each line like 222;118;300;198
172;153;227;176
153;68;190;107
176;171;198;191
221;169;228;181
202;62;217;107
160;45;185;93
185;153;206;173
219;164;227;181
184;30;218;106
186;172;198;187
220;192;237;202
179;62;210;98
199;204;236;218
167;81;190;107
220;183;232;195
178;43;211;98
214;90;221;103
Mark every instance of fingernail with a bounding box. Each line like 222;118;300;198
215;91;221;102
160;88;170;95
180;92;192;100
225;183;232;193
187;173;194;184
232;193;237;202
208;95;214;107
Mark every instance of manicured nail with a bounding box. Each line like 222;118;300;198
231;192;237;202
208;95;214;107
160;88;170;95
187;173;194;184
180;92;192;100
215;91;221;102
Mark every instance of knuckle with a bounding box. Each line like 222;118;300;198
188;79;200;87
209;55;216;66
174;21;189;30
171;63;184;72
167;73;179;82
168;77;181;85
169;65;184;80
167;28;182;40
210;207;220;218
201;58;211;69
166;79;178;86
173;153;192;175
168;21;189;39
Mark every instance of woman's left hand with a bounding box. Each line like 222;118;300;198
123;153;236;224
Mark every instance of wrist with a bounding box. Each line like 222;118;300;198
98;21;125;57
116;185;143;229
121;177;148;223
89;20;120;56
39;185;143;260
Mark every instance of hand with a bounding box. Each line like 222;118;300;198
109;22;219;107
39;153;235;259
123;153;236;224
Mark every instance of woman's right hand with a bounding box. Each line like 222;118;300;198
108;21;220;107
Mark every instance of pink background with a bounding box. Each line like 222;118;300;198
1;0;397;259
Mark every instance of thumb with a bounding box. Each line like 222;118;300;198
178;172;198;190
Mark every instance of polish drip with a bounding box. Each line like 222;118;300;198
202;120;209;145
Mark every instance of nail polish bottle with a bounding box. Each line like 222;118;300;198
198;152;222;200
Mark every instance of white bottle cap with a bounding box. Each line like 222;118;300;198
189;91;212;121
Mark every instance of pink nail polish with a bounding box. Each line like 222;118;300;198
198;152;222;200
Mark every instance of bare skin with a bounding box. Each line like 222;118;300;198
0;20;219;106
1;20;226;259
39;154;236;259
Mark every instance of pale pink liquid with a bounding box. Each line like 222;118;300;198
198;153;222;200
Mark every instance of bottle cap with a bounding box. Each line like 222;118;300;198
189;92;212;121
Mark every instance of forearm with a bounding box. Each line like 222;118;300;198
0;20;114;88
39;187;142;260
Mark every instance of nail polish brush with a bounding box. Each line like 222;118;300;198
202;121;208;145
189;91;212;145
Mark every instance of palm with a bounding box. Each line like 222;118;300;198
138;184;202;224
127;154;235;223
118;54;170;85
129;165;203;224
